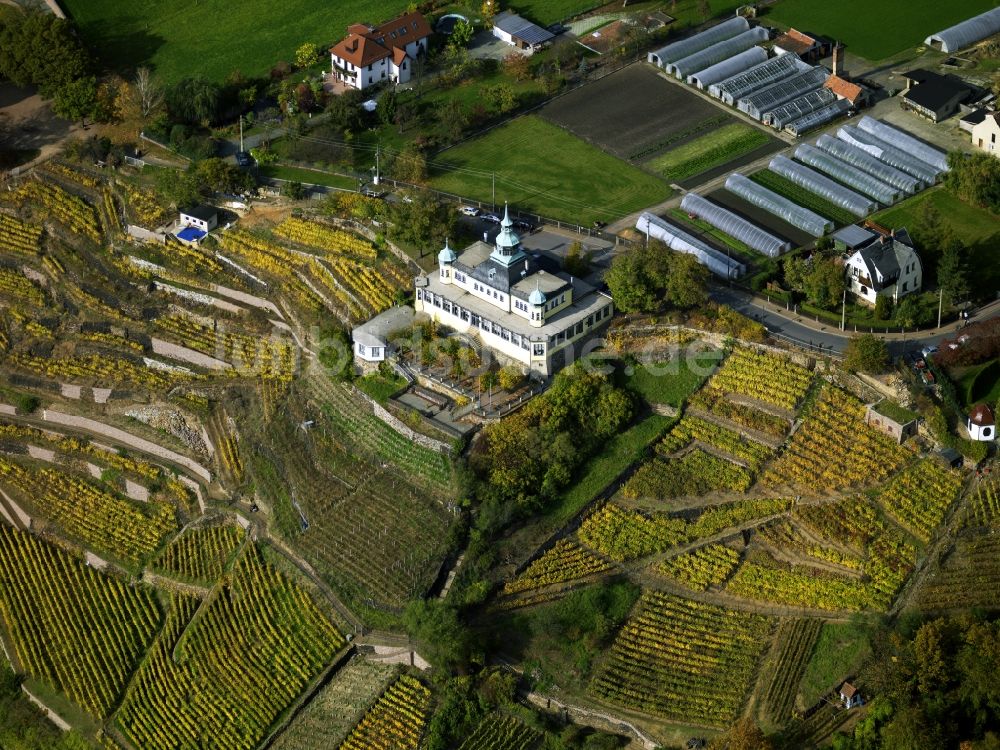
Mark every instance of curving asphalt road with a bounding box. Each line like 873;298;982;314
711;285;1000;357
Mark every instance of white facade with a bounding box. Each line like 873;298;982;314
329;12;429;92
967;405;996;441
972;113;1000;157
845;237;921;305
179;209;218;232
414;209;614;376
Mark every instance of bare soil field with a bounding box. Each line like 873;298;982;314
703;188;815;248
539;64;735;162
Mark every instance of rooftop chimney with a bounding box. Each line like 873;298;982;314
832;42;843;78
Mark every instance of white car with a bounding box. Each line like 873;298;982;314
460;205;480;217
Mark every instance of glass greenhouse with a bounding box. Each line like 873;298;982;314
710;53;811;104
724;173;832;237
688;47;768;90
768;155;877;217
786;100;852;137
856;116;949;172
794;144;902;206
815;134;923;194
680;192;791;258
925;8;1000;53
837;126;942;185
737;68;829;121
763;88;837;129
635;212;747;279
647;16;748;68
667;28;770;79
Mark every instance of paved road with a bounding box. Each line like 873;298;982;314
712;285;1000;356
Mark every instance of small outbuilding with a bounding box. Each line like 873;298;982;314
492;11;554;50
968;403;996;442
840;682;863;709
773;28;823;61
972;112;1000;158
865;400;919;444
352;305;415;366
179;206;218;233
937;447;964;469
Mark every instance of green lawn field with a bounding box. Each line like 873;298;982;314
767;0;1000;61
874;187;1000;299
61;0;411;83
646;123;770;184
428;116;673;225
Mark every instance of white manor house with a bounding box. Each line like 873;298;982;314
414;207;614;376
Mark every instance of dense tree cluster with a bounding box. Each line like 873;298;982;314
945;151;1000;213
844;333;889;374
0;10;91;98
605;240;709;313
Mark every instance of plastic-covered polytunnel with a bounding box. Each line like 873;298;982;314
924;8;1000;53
763;88;837;129
836;126;942;185
786;100;852;137
636;212;747;279
680;192;791;257
768;155;877;218
815;134;923;194
666;27;770;79
737;67;829;120
688;46;768;90
647;16;748;68
724;173;832;237
710;53;810;104
794;144;902;206
856;116;949;173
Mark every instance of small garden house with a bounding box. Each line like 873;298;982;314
967;403;996;442
352;305;414;367
840;682;862;709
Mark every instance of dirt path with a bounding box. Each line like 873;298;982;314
21;687;71;731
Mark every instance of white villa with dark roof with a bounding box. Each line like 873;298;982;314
414;206;614;376
841;226;922;305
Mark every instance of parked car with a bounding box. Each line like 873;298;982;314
513;218;534;231
460;205;480;217
362;187;386;199
481;213;501;224
921;345;939;359
235;151;252;167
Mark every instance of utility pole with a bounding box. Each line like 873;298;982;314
492;172;496;211
937;287;943;328
840;288;846;331
374;144;380;186
239;115;244;154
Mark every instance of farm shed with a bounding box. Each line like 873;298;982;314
763;87;837;129
824;76;868;108
724;173;832;237
179;206;218;232
772;28;822;61
815;135;924;194
786;100;852;137
680;192;791;258
856;116;949;173
924;7;1000;53
832;224;878;252
737;67;828;121
687;46;767;90
836;126;942;184
794;143;902;206
492;11;554;49
647;16;748;68
768;155;877;217
900;69;975;123
710;52;810;104
666;27;770;79
636;212;746;279
865;401;918;444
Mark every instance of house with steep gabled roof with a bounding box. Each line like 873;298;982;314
824;75;869;107
329;11;431;91
972;111;1000;158
843;227;922;305
773;28;822;60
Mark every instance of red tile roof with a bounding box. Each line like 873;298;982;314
969;403;995;426
825;75;864;103
840;682;858;698
330;11;430;68
775;28;817;55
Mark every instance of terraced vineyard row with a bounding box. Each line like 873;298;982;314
338;674;431;750
0;214;42;258
875;459;963;542
656;543;740;591
152;524;243;584
964;479;1000;528
623;448;754;499
657;414;774;469
0;525;162;717
504;539;611;595
117;545;345;750
688;387;790;439
709;348;813;411
274;217;377;260
0;267;46;308
6;178;101;243
458;713;541;750
916;535;1000;610
8;351;184;389
763;385;907;491
758;618;822;726
0;458;176;564
590;592;772;726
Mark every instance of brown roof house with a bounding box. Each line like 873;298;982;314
329;11;431;91
824;75;869;107
840;682;863;709
773;28;823;61
967;403;996;442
